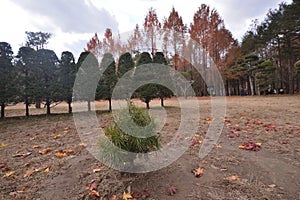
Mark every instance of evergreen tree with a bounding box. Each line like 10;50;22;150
117;52;134;78
0;42;17;118
16;46;37;116
75;51;100;111
255;60;276;94
59;51;77;113
25;31;52;50
241;0;300;93
136;52;158;109
153;52;173;106
34;49;60;114
97;53;117;111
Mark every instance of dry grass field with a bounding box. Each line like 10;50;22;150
1;95;300;199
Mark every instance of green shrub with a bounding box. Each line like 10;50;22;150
98;101;160;169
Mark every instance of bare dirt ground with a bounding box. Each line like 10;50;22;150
1;95;300;200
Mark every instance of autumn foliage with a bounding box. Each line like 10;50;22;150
85;5;241;97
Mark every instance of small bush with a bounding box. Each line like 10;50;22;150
98;101;160;169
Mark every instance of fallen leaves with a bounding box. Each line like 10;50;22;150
90;190;100;197
23;169;36;178
64;149;74;154
44;166;50;173
78;142;87;147
139;190;150;199
268;184;277;188
88;183;97;191
190;139;202;146
122;191;132;200
13;152;32;158
279;140;288;144
239;140;262;151
127;190;149;199
224;119;231;123
88;183;100;197
1;163;10;172
53;134;62;139
167;186;177;196
23;166;50;178
225;175;240;181
0;143;8;147
204;117;212;124
263;123;277;132
38;148;51;155
93;168;101;173
192;167;204;178
55;152;67;158
190;134;203;146
55;149;75;158
3;171;16;178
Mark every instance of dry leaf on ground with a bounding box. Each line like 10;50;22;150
24;169;34;178
268;184;277;188
64;149;74;154
122;191;133;200
44;166;50;173
167;186;177;196
53;134;62;139
3;171;15;178
192;167;204;177
225;175;240;181
89;190;100;197
38;148;51;155
239;140;262;151
13;152;32;158
1;143;8;147
93;168;101;173
55;152;67;158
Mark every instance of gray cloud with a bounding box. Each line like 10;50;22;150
10;0;118;33
214;0;290;40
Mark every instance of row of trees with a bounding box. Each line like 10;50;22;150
240;0;300;94
0;40;77;118
86;5;236;96
0;37;175;118
1;2;299;117
86;2;300;96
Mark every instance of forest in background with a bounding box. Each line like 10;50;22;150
0;1;299;118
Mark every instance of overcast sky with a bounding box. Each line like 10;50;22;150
0;0;291;60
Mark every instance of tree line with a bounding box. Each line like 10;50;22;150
240;0;300;95
1;2;299;117
0;34;174;118
86;2;299;96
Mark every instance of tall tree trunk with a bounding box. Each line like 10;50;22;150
146;101;150;109
160;97;164;107
108;98;112;112
296;74;300;92
1;103;5;118
35;99;41;109
87;100;91;112
46;99;51;115
68;101;72;114
25;98;29;117
289;61;294;94
249;76;254;96
203;80;208;96
225;80;229;96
